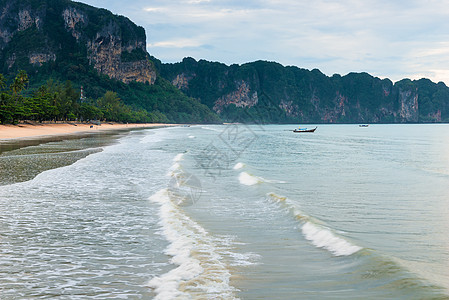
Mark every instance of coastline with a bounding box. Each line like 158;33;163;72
0;122;176;140
0;122;177;185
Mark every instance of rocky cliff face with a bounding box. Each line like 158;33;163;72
171;73;192;90
84;24;155;84
398;88;419;122
213;81;258;113
0;0;156;84
161;58;449;123
0;1;53;67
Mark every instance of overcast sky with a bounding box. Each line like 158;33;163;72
78;0;449;84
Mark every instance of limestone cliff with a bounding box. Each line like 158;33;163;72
398;88;419;122
172;73;192;90
161;59;449;123
84;21;155;84
0;0;156;84
213;81;258;113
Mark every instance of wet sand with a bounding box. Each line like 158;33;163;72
0;122;174;140
0;122;177;184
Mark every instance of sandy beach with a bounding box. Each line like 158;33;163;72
0;122;175;140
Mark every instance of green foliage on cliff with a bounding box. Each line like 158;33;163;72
121;48;147;62
0;0;221;124
160;58;449;123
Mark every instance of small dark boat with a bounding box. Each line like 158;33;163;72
359;124;369;127
293;127;317;133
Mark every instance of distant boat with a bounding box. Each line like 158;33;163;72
293;127;317;133
359;124;369;127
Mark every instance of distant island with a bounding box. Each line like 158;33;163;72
1;0;448;124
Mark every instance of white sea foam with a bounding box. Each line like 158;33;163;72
167;154;186;177
267;193;361;256
148;189;238;299
173;153;184;162
238;172;262;186
239;172;285;186
233;162;245;170
267;192;287;202
139;130;167;144
227;251;261;267
264;178;287;184
166;162;182;177
301;222;362;256
201;126;222;132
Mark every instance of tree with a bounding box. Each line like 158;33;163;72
79;102;103;121
10;70;29;96
0;93;13;124
0;74;6;91
3;70;30;123
96;91;121;120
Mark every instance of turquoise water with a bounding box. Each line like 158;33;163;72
1;124;449;299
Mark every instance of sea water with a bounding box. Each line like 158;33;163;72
1;124;449;299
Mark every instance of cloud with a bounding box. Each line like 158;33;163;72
79;0;449;84
148;37;208;48
143;7;165;13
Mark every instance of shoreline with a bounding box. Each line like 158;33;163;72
0;122;177;140
0;122;178;184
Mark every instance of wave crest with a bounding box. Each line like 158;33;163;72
302;222;362;256
233;162;245;170
148;189;237;299
267;192;362;257
238;172;262;186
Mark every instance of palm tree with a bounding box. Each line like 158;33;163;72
0;74;6;91
10;70;29;96
8;70;29;123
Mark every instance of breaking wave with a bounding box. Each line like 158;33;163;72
147;154;258;299
301;222;362;256
267;193;362;257
233;162;245;170
173;153;185;162
148;189;237;299
238;172;263;186
238;171;286;186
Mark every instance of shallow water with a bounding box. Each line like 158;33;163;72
0;132;123;185
1;124;449;299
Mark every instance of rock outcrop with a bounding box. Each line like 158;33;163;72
62;7;87;41
398;88;419;122
172;73;192;90
0;0;156;85
213;81;258;113
86;25;155;84
29;52;56;66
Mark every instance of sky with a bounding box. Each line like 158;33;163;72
78;0;449;85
